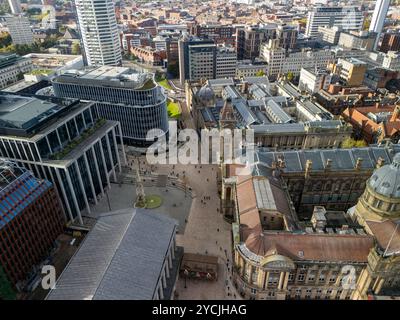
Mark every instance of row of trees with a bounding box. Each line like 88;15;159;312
0;33;64;56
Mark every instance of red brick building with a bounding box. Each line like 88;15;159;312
0;161;64;292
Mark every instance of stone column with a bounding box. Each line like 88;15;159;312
264;271;270;289
278;272;285;290
283;272;290;289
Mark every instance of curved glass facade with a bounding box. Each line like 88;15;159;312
52;77;169;147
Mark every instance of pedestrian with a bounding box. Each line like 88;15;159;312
217;228;219;232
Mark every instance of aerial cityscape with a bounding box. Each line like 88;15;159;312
0;0;400;306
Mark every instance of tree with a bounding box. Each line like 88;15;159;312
0;32;12;48
341;138;367;149
355;140;367;148
71;42;81;55
0;2;10;15
287;71;294;81
255;70;265;76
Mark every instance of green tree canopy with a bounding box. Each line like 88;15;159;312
255;70;265;76
341;138;367;149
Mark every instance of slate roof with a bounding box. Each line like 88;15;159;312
46;208;177;300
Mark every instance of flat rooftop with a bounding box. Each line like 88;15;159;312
23;53;81;68
54;66;155;90
0;95;61;130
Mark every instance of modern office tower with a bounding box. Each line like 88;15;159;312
74;0;122;66
191;24;236;46
52;66;168;148
380;32;400;53
369;0;390;35
215;45;238;79
0;94;125;224
369;0;391;50
0;53;32;89
4;15;34;45
0;160;64;294
318;26;342;45
7;0;22;14
235;25;276;60
178;35;215;85
276;24;298;50
178;36;237;84
260;39;334;79
338;31;376;51
305;7;364;38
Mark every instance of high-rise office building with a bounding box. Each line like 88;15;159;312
0;94;125;224
0;160;64;294
4;15;34;45
52;66;169;148
369;0;390;35
74;0;122;66
7;0;22;14
235;25;276;60
276;24;298;50
369;0;391;50
178;36;237;84
306;7;364;38
380;32;400;53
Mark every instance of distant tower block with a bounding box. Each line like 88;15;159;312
369;0;391;50
7;0;22;14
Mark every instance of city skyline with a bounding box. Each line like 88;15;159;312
0;0;399;306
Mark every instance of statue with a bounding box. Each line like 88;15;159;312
134;161;146;208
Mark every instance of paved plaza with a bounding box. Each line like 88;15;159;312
86;182;192;234
84;153;241;299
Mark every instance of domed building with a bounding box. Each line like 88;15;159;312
196;85;215;107
353;153;400;224
223;147;400;300
350;153;400;299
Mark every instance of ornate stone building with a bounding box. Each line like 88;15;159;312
186;79;352;152
222;144;400;300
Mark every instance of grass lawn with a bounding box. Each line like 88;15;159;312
157;79;173;90
145;195;163;209
167;99;181;119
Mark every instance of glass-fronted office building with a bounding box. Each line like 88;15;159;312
52;66;169;147
0;94;126;224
